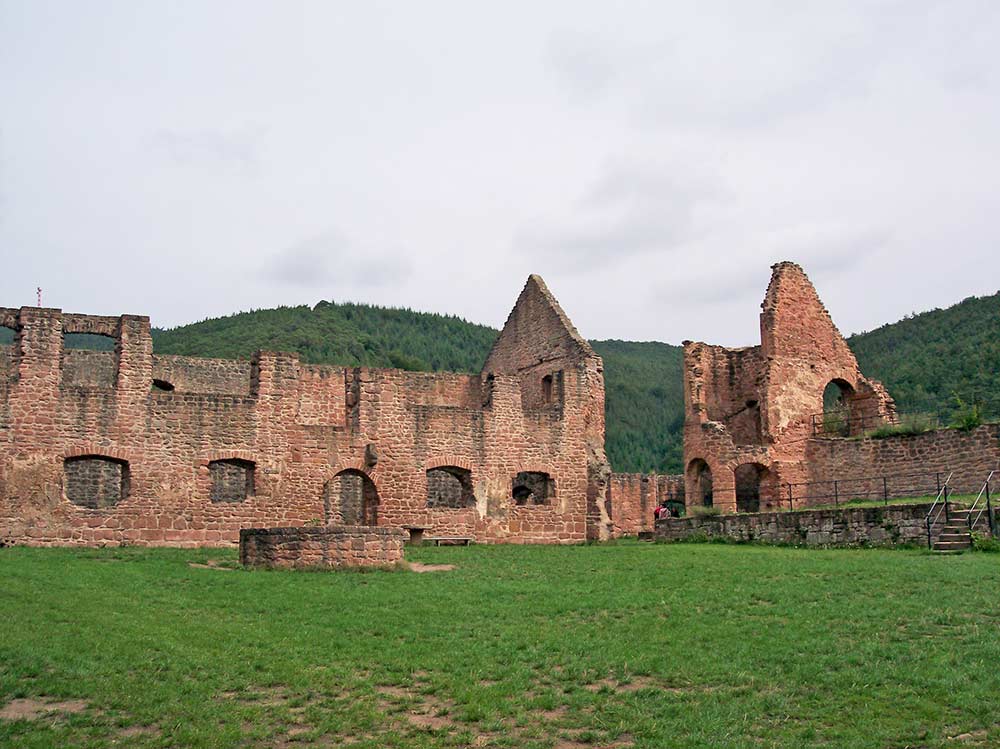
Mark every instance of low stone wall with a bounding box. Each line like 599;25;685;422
803;424;1000;500
607;473;684;538
655;503;943;547
239;525;407;569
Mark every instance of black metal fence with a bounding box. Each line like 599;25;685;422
782;470;972;511
809;409;930;437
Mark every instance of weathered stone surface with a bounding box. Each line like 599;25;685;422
682;262;898;514
604;472;684;537
240;525;406;569
656;503;943;547
0;275;609;547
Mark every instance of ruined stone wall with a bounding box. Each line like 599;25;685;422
803;425;1000;500
656;503;945;547
483;275;611;540
0;277;605;547
152;355;252;396
240;525;406;569
682;263;897;514
606;473;684;537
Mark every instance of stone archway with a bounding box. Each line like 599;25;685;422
821;378;856;436
687;459;713;507
323;469;379;526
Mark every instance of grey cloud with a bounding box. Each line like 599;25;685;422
266;232;411;289
655;225;889;306
516;161;726;271
544;9;903;130
545;33;619;98
150;129;260;174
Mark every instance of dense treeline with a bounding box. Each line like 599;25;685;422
2;289;996;472
152;302;499;372
591;340;684;474
849;291;1000;422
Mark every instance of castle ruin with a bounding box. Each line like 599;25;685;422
682;262;896;514
0;276;612;546
2;261;996;547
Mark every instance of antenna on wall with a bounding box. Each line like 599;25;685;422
37;287;42;307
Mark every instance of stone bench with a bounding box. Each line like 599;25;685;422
425;536;474;546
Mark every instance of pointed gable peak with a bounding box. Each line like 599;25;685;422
483;275;595;374
760;260;851;359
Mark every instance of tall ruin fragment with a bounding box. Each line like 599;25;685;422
682;262;896;514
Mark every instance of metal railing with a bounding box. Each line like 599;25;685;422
925;473;953;549
811;397;1000;438
967;470;995;537
783;470;950;510
809;409;941;437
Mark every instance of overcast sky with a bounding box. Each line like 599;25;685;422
2;1;998;346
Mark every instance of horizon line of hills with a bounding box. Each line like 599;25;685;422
2;289;998;474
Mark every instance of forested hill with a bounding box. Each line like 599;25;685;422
0;289;996;473
848;291;1000;417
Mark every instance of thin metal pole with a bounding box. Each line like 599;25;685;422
834;480;839;507
986;478;994;535
788;483;793;512
883;476;889;506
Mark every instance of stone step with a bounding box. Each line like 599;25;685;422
932;549;966;555
933;539;972;551
937;533;972;542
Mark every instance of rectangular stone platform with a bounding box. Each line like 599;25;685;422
239;525;407;569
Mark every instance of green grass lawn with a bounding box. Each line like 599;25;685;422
2;542;999;748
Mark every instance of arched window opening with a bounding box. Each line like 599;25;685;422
735;463;778;513
426;466;474;509
512;471;555;506
65;455;129;508
209;459;255;503
323;469;379;525
687;459;713;507
822;379;856;436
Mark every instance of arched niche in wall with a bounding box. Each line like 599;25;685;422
323;469;379;525
687;458;713;507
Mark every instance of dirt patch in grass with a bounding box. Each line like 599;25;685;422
406;562;456;573
0;698;89;721
118;725;161;740
188;559;235;571
585;675;656;693
947;727;992;744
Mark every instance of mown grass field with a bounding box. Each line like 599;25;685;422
2;542;999;748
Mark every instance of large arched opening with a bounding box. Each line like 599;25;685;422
323;470;379;526
821;379;856;436
734;463;775;513
687;459;713;507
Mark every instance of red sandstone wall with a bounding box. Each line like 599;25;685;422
239;525;406;569
802;425;999;501
0;277;604;547
482;275;611;540
606;473;684;537
682;263;896;514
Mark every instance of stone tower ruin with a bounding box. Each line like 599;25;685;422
682;262;896;514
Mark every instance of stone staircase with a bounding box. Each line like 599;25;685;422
930;508;992;553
